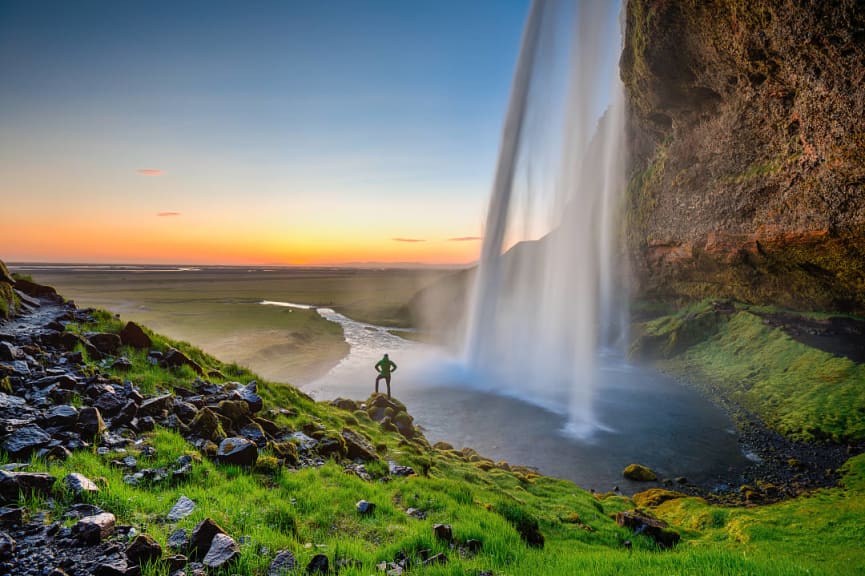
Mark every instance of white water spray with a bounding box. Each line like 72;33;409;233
464;0;628;436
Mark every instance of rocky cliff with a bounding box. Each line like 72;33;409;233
621;0;865;312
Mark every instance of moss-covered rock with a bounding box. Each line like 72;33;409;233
623;463;657;482
633;488;692;508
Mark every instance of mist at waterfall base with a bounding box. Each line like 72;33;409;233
464;0;629;438
299;0;752;491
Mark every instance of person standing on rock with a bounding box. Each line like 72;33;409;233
374;353;397;398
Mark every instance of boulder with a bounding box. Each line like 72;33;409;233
64;472;100;495
162;348;203;375
94;391;126;417
331;398;358;411
239;422;267;447
190;517;226;558
202;533;239;569
74;512;116;544
78;406;106;437
111;401;138;428
623;463;657;482
138;394;174;418
216;400;249;423
632;488;691;508
268;550;297;575
355;500;375;515
615;510;680;548
216;437;258;467
0;470;55;502
174;401;199;423
87;333;122;355
1;424;51;457
12;279;60;302
306;553;329;574
43;404;79;429
433;524;453;543
234;381;263;413
0;506;23;526
167;495;196;522
126;533;162;565
119;322;152;350
0;532;14;560
341;428;377;461
167;528;188;552
189;407;221;440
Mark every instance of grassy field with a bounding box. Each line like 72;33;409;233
11;308;865;575
631;300;865;443
19;266;450;384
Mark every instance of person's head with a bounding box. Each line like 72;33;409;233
383;353;389;360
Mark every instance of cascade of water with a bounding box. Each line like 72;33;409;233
464;0;628;436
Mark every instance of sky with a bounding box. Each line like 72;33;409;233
0;0;531;265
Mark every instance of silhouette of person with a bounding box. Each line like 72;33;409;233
374;353;397;398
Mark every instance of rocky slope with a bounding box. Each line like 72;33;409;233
621;0;865;312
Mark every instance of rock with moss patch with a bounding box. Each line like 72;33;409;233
623;463;657;482
189;407;222;441
268;441;299;465
615;510;680;548
126;533;162;565
341;428;377;461
217;437;258;467
632;488;691;508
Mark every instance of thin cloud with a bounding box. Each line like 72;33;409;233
392;238;426;243
448;236;482;242
157;211;181;217
137;168;164;176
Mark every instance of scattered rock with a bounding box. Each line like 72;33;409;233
74;512;116;545
0;532;14;560
162;348;203;375
0;469;55;502
356;500;376;515
388;461;415;477
623;463;657;482
0;506;23;526
306;553;329;574
119;322;152;350
433;523;453;543
268;550;297;575
87;333;122;355
138;394;174;417
342;428;377;461
64;472;100;496
405;508;426;520
235;381;263;413
615;510;680;549
78;406;106;437
1;424;50;457
167;528;189;552
190;518;226;558
167;496;197;522
423;552;448;566
44;404;79;428
217;437;258;467
126;533;163;565
189;407;221;441
202;533;239;569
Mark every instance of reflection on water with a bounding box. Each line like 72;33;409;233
263;301;750;493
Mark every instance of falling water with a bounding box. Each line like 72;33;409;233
464;0;628;436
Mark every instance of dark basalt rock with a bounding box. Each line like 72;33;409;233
189;407;221;441
74;512;116;545
433;524;453;543
125;533;162;565
341;428;377;461
190;518;226;558
202;532;239;569
87;333;122;355
119;322;151;350
234;381;263;413
616;510;680;549
78;406;106;437
138;394;173;418
355;500;375;515
167;528;189;552
216;437;258;467
1;424;50;457
268;550;297;575
306;553;329;574
43;404;79;429
162;348;203;375
64;472;100;496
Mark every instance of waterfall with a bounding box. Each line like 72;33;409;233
463;0;628;436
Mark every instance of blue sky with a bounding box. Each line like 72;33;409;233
0;0;615;264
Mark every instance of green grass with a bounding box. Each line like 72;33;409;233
633;300;865;443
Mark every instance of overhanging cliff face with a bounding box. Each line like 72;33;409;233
621;0;865;312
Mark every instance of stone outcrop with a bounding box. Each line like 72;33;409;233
622;1;865;312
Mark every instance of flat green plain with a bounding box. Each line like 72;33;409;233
24;267;448;384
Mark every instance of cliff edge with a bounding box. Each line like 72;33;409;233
622;0;865;312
